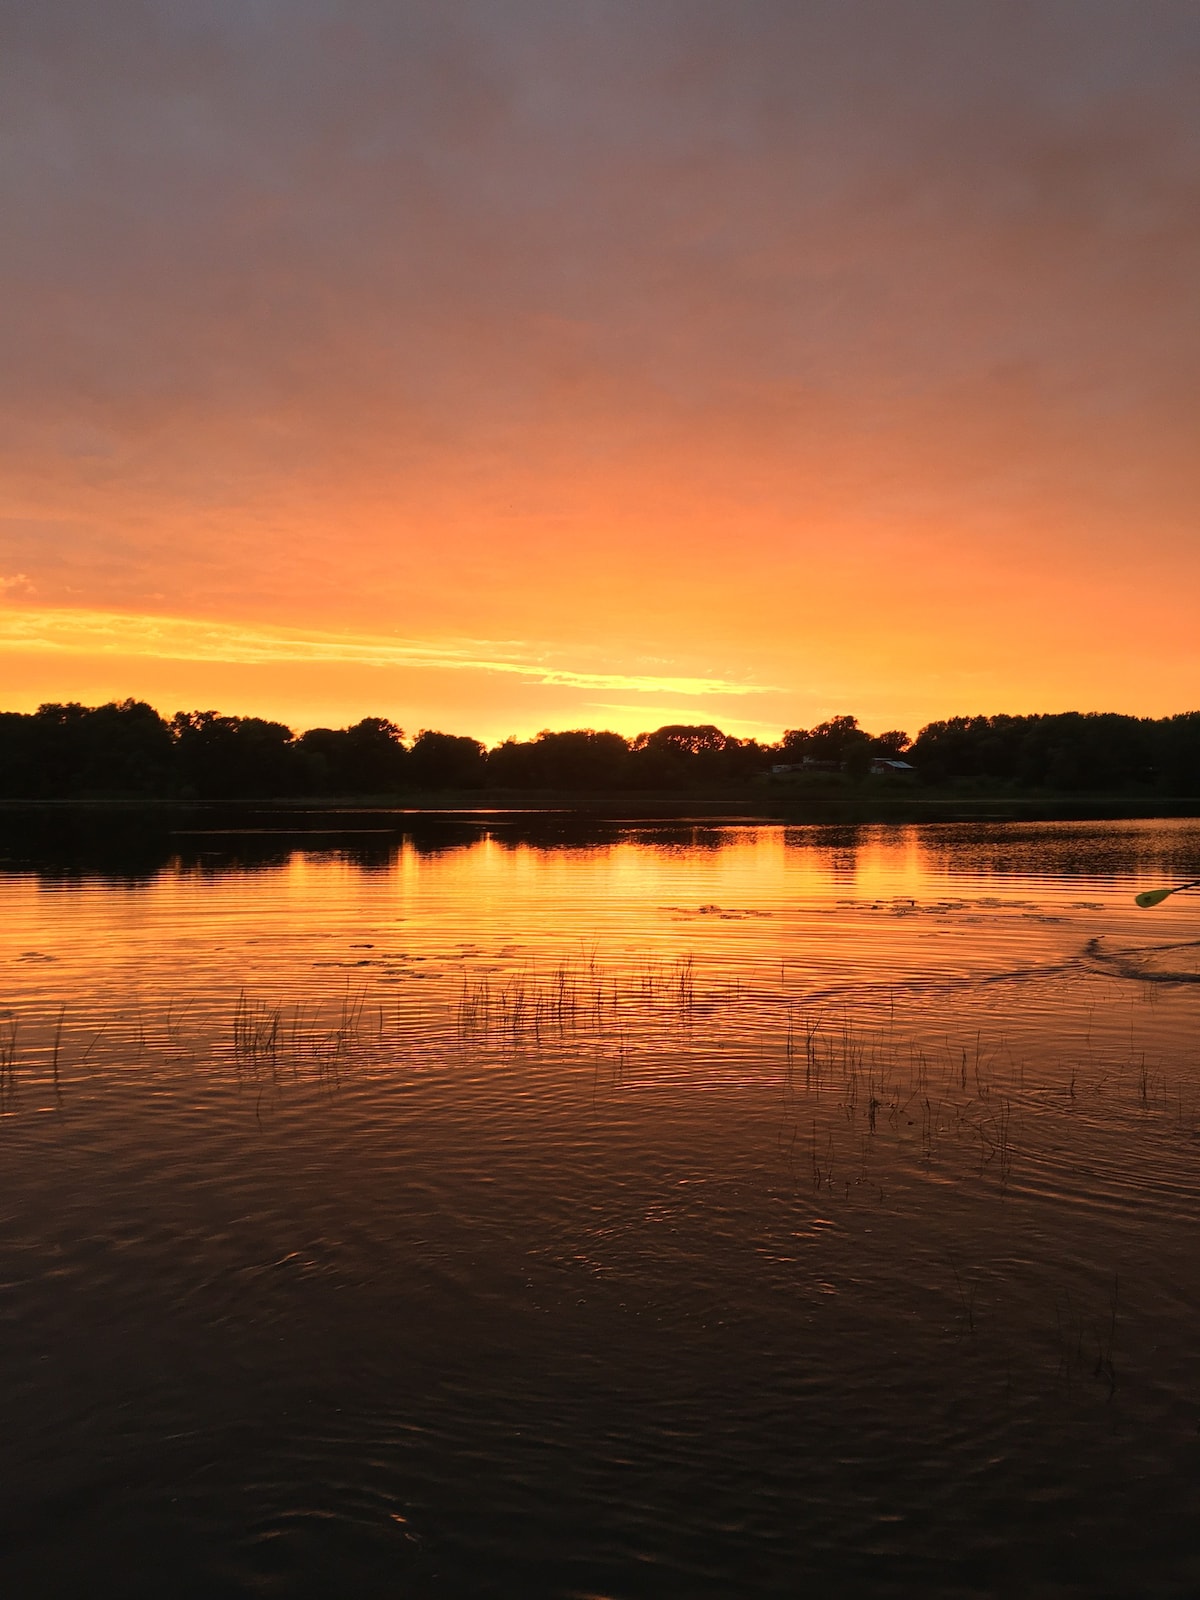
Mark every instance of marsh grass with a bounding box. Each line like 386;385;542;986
1094;1274;1120;1398
948;1254;977;1338
0;1013;17;1112
50;1003;64;1107
0;946;1183;1427
1052;1286;1117;1395
438;949;1200;1217
455;952;700;1042
4;946;1197;1196
229;983;379;1088
233;991;281;1060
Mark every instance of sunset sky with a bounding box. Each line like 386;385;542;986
3;1;1199;743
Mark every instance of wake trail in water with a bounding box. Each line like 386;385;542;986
782;956;1088;1011
1083;935;1200;985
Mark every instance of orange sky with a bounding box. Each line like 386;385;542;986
2;1;1199;743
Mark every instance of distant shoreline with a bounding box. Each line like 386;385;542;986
3;789;1200;825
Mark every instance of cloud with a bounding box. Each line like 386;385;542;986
0;605;774;697
2;3;1199;726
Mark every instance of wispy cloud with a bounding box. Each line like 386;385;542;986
5;6;1198;728
0;605;773;699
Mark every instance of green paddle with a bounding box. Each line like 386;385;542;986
1135;878;1200;909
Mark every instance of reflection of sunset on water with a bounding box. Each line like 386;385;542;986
3;817;1200;1592
5;817;1200;1065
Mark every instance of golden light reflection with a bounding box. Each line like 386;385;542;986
0;825;1090;1010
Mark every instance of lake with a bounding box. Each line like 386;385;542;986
2;811;1199;1597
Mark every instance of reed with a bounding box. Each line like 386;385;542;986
6;939;1195;1222
1094;1274;1119;1398
50;1003;65;1106
232;990;281;1060
1053;1279;1119;1397
0;1013;16;1112
948;1255;976;1338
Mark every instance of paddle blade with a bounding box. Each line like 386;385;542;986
1136;887;1174;908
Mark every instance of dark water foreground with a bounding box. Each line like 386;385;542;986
2;814;1200;1597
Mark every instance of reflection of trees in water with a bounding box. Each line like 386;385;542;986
8;807;1197;890
0;807;416;881
916;819;1200;880
1;808;762;880
782;823;866;884
0;807;177;882
774;819;1200;887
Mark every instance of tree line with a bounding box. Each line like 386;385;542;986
0;701;1198;799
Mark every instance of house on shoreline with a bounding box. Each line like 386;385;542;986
769;756;916;778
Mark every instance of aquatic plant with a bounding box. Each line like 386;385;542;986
0;1013;16;1112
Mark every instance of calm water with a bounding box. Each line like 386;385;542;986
2;812;1200;1597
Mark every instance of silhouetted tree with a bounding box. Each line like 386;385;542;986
488;729;631;789
298;717;408;794
171;710;299;798
806;716;870;762
2;698;1199;799
627;724;760;787
909;713;1166;790
634;725;728;758
407;730;486;789
0;700;174;797
1158;712;1200;794
776;716;869;766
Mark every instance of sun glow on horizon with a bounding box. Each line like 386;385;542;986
2;5;1198;735
0;603;793;741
